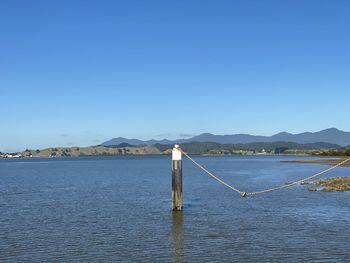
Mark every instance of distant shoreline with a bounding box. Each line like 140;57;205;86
282;158;350;167
0;151;313;159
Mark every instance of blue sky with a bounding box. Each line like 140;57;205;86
1;0;350;151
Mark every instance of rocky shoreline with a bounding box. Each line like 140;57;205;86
283;158;350;192
305;177;350;192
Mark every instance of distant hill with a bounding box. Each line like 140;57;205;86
268;128;350;146
101;137;173;146
19;146;162;157
101;128;350;147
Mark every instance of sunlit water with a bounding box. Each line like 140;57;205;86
1;156;349;262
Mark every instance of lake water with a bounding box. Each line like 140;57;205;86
0;155;349;262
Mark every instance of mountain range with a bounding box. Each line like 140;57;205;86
101;128;350;147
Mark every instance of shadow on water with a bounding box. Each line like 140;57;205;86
171;211;184;263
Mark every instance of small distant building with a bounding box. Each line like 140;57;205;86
4;154;22;158
255;149;267;155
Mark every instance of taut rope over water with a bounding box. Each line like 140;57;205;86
178;147;350;197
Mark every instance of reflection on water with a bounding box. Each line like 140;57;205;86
171;211;184;263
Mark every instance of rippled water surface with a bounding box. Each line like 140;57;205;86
1;156;349;262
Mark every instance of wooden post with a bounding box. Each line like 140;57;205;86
172;145;183;211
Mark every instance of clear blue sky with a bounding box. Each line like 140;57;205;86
1;0;350;151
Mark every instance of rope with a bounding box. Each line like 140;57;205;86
179;149;243;195
248;157;350;196
178;147;350;197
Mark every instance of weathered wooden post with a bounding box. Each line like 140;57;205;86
172;145;183;211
